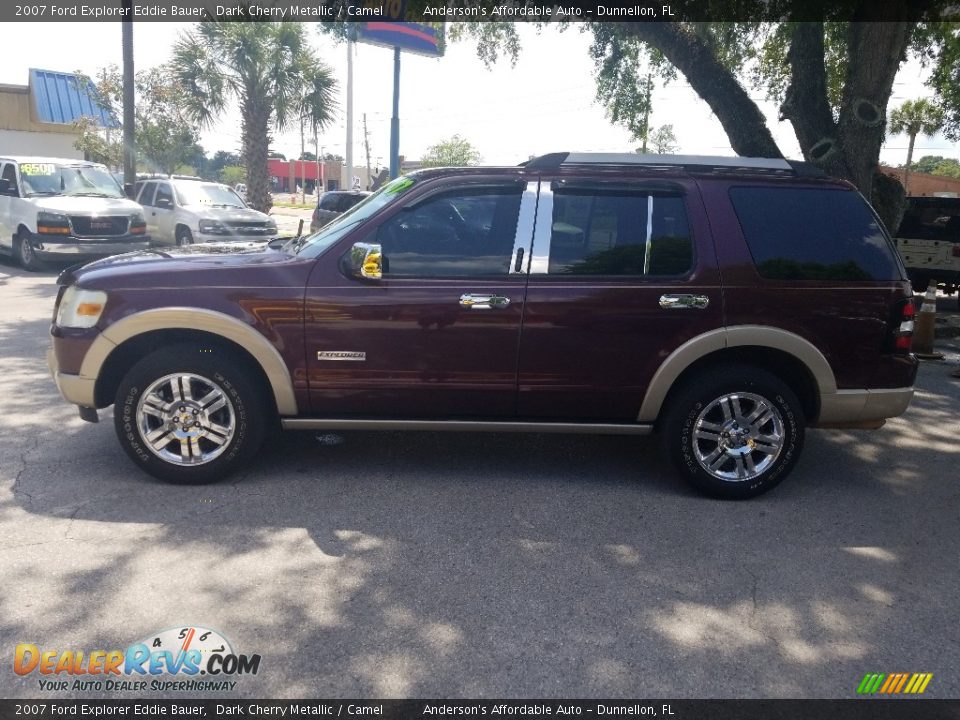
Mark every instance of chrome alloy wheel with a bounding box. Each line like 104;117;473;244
136;373;236;466
691;392;785;482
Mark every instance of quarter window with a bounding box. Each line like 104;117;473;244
548;189;693;276
377;187;522;277
1;163;18;196
730;186;900;281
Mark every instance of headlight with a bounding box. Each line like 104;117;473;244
130;213;146;234
37;211;71;235
199;219;231;235
56;286;108;329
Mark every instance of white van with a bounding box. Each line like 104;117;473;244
0;156;150;271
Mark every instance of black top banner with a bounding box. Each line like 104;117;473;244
1;699;960;720
3;0;958;23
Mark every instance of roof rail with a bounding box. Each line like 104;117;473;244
522;152;826;177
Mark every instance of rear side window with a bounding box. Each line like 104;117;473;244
549;189;693;276
319;194;340;211
730;187;900;281
339;194;365;212
897;200;960;243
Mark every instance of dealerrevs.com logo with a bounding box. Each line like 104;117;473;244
14;626;261;693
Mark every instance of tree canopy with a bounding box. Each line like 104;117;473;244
420;135;482;167
172;21;337;212
74;64;201;175
449;9;960;229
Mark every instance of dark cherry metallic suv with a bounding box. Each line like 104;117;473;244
47;153;918;498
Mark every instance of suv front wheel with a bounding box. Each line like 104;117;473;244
114;344;265;484
662;364;805;499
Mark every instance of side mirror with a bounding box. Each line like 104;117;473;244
0;178;14;196
344;242;382;281
124;183;135;199
156;197;173;209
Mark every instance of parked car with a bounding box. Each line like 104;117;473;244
0;156;149;271
132;176;277;247
311;190;371;232
894;195;960;304
48;153;917;498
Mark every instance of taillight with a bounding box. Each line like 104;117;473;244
952;245;960;257
891;298;915;353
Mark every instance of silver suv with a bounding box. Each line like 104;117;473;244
133;176;278;246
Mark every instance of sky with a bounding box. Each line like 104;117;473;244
3;21;958;170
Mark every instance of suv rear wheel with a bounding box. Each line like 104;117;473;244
114;344;265;484
662;364;805;499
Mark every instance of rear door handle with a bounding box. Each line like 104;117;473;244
460;294;511;310
659;294;710;310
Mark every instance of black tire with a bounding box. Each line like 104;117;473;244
175;226;194;247
14;233;46;272
661;364;805;499
114;344;266;485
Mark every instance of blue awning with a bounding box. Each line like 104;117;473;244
29;68;118;128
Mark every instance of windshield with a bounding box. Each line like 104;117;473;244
297;176;417;257
19;162;125;198
176;183;246;208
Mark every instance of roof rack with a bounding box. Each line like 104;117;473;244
521;152;826;177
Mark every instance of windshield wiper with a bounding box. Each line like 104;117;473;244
26;191;60;196
66;192;117;198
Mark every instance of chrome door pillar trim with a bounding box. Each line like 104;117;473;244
529;182;554;275
509;181;539;275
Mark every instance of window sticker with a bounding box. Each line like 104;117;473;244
20;163;56;176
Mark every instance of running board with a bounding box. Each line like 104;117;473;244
281;418;654;435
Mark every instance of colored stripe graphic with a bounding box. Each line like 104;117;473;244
857;672;932;694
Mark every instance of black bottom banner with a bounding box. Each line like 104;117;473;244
1;700;959;720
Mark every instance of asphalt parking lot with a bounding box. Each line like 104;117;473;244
1;259;958;700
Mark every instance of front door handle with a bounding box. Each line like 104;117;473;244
659;294;710;310
460;294;511;310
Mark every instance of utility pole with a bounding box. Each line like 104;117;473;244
299;115;306;204
345;39;354;191
389;46;400;179
363;113;372;190
121;2;135;192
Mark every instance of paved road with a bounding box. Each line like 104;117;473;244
1;261;958;700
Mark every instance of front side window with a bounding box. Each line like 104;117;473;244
297;176;419;258
376;187;522;277
730;186;901;281
138;181;157;206
154;183;174;208
549;188;693;276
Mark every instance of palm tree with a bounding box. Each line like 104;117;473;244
888;99;945;195
171;21;337;213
